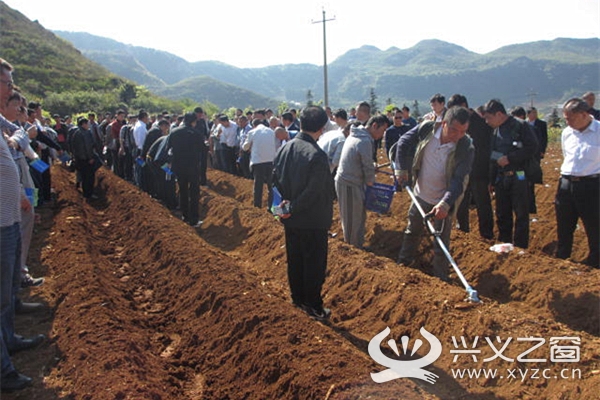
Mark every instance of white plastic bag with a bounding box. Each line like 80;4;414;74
489;243;514;253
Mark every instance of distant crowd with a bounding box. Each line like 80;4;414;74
2;53;599;391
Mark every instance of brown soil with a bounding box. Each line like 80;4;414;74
6;144;599;400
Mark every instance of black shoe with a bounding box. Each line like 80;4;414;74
15;302;44;314
1;371;32;392
303;305;331;321
9;334;45;354
21;273;45;288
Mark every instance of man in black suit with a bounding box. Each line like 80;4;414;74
583;91;600;120
526;107;547;213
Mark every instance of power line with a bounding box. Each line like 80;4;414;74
312;8;335;108
526;89;538;108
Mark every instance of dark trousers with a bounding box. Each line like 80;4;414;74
176;167;200;224
119;150;133;182
222;145;236;174
456;177;494;239
284;226;328;309
251;162;273;209
494;175;530;248
199;145;208;186
109;145;121;177
555;176;599;267
240;150;252;179
528;182;537;214
76;160;95;198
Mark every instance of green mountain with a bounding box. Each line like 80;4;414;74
55;29;600;113
0;2;125;98
154;75;281;111
0;1;280;113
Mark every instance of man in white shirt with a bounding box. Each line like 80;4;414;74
133;110;149;188
217;115;238;174
242;119;277;209
556;98;600;268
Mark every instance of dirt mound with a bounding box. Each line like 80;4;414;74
7;143;600;399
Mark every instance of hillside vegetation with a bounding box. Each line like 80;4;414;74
55;28;599;112
0;1;210;115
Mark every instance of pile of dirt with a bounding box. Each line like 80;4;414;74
7;144;599;399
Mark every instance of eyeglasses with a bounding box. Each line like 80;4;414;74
0;79;14;89
393;116;403;119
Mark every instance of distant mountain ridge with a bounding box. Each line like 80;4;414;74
54;30;599;112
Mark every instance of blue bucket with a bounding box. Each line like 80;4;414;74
365;182;396;214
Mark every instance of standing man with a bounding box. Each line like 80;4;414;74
582;91;600;120
335;115;389;248
402;106;417;129
318;108;348;174
424;93;446;122
216;115;238;174
237;115;252;179
88;112;102;150
132;110;149;188
242;119;277;209
526;106;548;213
450;94;494;240
395;107;474;281
483;99;538;249
193;107;210;186
555;98;599;268
384;108;411;163
273;106;334;320
106;110;126;176
70;117;98;200
119;115;137;182
167;112;203;227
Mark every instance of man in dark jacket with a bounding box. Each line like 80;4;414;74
484;99;538;248
450;94;494;239
526;106;547;214
70;117;98;199
193;107;210;186
273;106;333;321
395;106;474;281
167;112;202;227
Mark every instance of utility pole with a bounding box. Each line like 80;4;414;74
312;9;335;108
526;89;538;108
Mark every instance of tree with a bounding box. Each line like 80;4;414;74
547;108;561;128
369;88;378;115
277;101;289;116
119;83;137;104
411;100;421;120
306;90;314;107
384;104;397;115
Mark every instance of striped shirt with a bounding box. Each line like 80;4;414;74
0;135;22;227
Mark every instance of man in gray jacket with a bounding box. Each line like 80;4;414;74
335;115;389;248
395;106;474;281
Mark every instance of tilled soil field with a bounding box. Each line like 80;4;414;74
6;145;600;399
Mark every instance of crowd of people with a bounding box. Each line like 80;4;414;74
1;52;599;391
